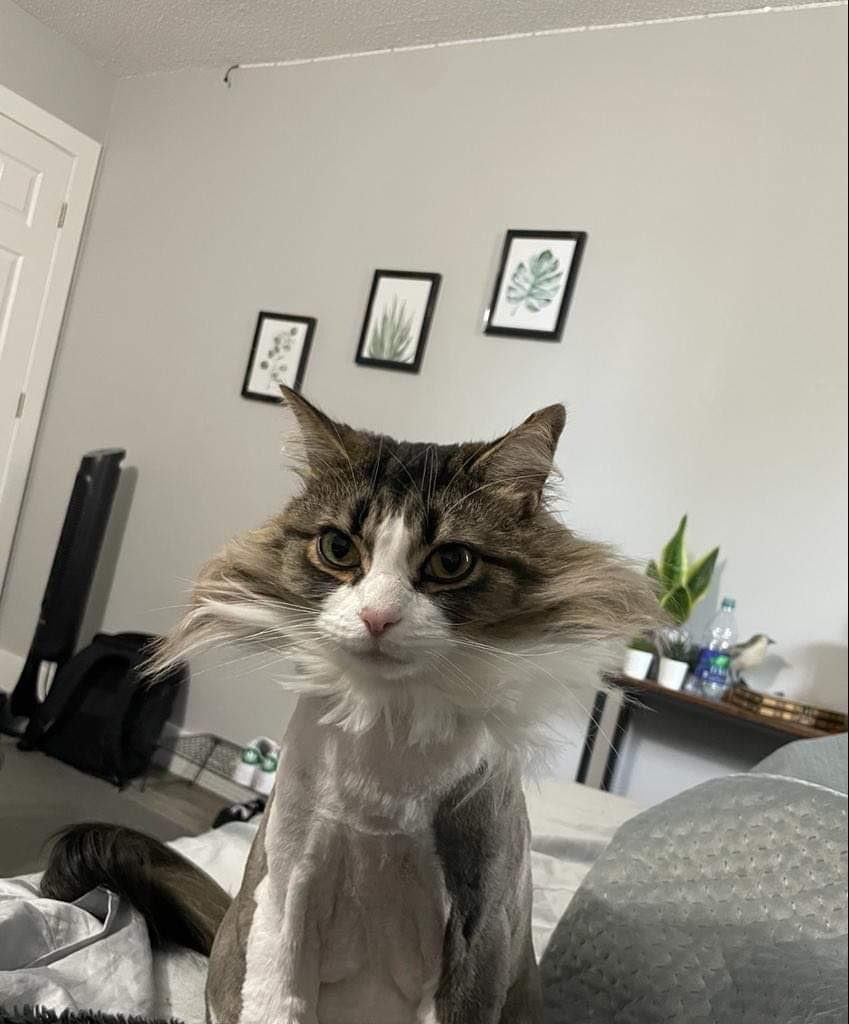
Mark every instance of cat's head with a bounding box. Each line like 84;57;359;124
157;388;660;746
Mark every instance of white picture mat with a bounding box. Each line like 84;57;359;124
490;236;577;332
364;276;433;362
246;319;308;396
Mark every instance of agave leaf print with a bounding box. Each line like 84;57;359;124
367;297;415;362
506;249;564;315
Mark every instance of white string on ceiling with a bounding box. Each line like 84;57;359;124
221;1;847;86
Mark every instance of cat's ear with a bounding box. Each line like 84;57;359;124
279;386;353;474
470;404;566;512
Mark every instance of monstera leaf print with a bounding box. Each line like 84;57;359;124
367;297;415;362
506;249;563;315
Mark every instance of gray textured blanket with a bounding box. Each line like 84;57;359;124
541;736;848;1023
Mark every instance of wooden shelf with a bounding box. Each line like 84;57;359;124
609;676;833;740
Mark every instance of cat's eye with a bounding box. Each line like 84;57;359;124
317;529;360;569
422;544;475;583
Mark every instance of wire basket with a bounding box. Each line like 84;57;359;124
156;732;251;788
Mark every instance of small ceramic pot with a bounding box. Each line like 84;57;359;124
623;648;654;680
657;657;689;690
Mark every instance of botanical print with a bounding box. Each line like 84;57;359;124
260;324;304;385
506;249;564;315
243;313;315;401
357;271;440;373
486;231;586;339
366;296;415;363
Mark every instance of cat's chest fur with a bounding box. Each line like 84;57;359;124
221;698;498;1024
311;817;449;1022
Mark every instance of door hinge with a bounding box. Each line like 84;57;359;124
15;392;26;419
57;202;68;228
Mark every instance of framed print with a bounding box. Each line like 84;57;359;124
355;270;441;373
484;230;587;341
242;312;316;402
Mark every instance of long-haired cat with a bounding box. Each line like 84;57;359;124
43;389;659;1024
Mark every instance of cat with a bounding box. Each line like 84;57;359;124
43;388;659;1024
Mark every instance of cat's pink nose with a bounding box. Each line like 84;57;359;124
360;607;400;637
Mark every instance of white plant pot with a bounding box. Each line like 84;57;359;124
623;648;653;680
657;657;689;691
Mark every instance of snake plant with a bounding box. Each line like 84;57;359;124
647;515;719;626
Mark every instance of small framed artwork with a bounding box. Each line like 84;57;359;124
355;270;441;373
484;230;587;341
242;312;316;402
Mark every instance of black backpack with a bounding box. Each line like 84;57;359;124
20;632;185;787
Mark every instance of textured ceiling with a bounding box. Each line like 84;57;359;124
17;0;812;76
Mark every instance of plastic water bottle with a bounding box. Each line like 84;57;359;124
694;598;738;700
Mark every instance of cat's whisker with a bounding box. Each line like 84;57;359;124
367;434;384;501
147;615;323;677
440;637;620;755
428;651;486;698
450;636;568;662
182;642;300;680
429;653;516;738
256;657;331;684
140;602;199;615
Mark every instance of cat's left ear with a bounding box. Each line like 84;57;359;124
470;404;566;513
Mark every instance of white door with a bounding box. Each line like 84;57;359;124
0;86;100;595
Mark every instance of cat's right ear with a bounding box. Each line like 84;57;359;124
279;386;352;474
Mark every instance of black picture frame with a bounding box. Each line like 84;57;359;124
484;230;587;342
355;270;441;374
241;311;316;403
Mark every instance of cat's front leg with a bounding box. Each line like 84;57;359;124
207;810;323;1024
240;865;323;1023
499;932;543;1024
433;907;512;1024
208;879;322;1023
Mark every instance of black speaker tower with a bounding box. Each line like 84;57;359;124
8;448;125;721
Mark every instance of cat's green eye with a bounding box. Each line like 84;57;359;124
318;529;360;569
423;544;475;583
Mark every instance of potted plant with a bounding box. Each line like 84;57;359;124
623;633;657;681
656;635;694;690
647;515;719;689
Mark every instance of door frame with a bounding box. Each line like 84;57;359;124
0;83;101;596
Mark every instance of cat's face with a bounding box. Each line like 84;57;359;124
283;448;551;684
160;389;659;744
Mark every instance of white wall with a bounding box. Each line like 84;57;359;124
0;0;115;141
1;7;846;804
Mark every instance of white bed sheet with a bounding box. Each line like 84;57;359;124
525;780;641;958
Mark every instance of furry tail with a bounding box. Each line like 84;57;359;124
41;823;230;955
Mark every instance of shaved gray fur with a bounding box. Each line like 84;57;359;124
433;766;542;1022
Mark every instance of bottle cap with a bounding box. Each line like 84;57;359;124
721;597;736;610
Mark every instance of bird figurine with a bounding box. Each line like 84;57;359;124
730;633;775;681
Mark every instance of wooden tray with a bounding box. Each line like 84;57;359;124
726;686;847;734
